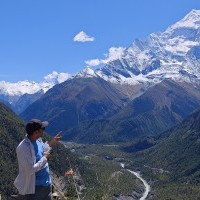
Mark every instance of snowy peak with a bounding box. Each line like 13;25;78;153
171;9;200;31
76;67;98;78
0;71;74;113
179;9;200;28
0;80;52;96
0;71;73;97
92;9;200;86
163;9;200;39
151;10;200;57
1;9;200;109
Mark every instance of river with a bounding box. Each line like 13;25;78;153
120;163;150;200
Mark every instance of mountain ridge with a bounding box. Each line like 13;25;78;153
1;9;200;113
21;77;128;135
62;79;200;143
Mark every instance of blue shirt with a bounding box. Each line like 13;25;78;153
32;140;51;186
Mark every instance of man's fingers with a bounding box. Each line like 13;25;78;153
44;152;50;159
57;131;62;136
54;131;62;141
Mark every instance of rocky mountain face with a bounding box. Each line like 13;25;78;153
107;79;200;139
93;9;200;86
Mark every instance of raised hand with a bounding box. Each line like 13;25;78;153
48;131;62;147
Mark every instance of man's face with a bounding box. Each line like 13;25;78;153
34;128;45;139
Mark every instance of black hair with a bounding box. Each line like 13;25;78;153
26;121;42;135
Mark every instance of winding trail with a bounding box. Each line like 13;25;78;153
120;163;150;200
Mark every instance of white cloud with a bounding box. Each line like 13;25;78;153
44;71;72;83
85;59;101;66
73;31;95;42
85;47;125;67
104;47;125;62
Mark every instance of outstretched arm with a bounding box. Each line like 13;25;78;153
48;131;62;147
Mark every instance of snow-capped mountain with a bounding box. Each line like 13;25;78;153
1;9;200;113
0;71;73;113
79;9;200;86
76;67;99;78
20;9;200;142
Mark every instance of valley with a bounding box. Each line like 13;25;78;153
1;8;200;200
61;142;147;200
61;137;200;200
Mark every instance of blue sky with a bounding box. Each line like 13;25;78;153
0;0;199;82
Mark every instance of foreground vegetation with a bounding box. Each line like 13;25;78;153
0;103;85;200
63;142;144;199
2;99;200;200
65;138;200;200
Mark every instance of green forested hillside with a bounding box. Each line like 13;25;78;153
135;108;200;179
1;102;138;200
130;108;200;199
0;103;25;199
0;103;86;200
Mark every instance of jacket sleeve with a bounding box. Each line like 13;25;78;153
16;144;47;175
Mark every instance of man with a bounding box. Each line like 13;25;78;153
14;119;62;200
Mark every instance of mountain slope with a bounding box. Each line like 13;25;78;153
21;77;128;136
93;9;200;86
0;103;87;200
64;79;200;143
120;108;200;200
135;108;200;181
0;103;28;199
14;90;44;114
14;9;200;144
108;79;200;139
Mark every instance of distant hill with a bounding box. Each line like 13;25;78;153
14;90;44;114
